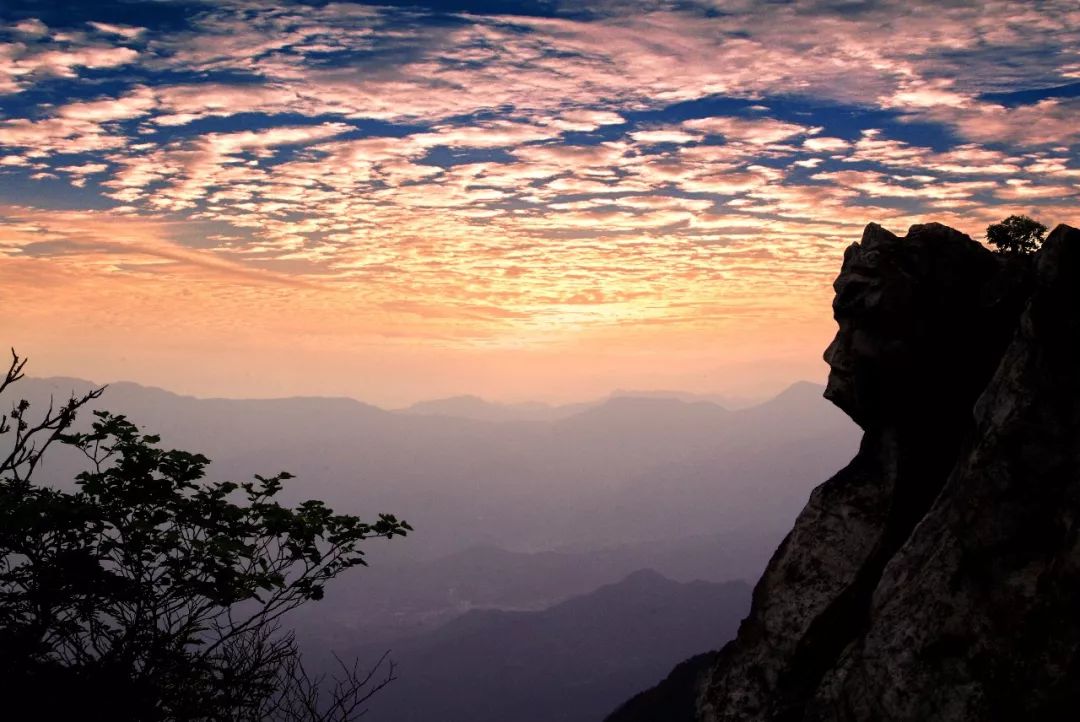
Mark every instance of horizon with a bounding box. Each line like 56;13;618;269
4;0;1079;405
21;369;825;409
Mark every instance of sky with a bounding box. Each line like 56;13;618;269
1;0;1078;406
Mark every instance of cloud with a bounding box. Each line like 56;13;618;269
87;22;147;40
630;129;701;144
813;169;997;201
410;121;559;149
0;205;313;287
994;179;1080;201
546;110;626;131
56;162;109;187
916;97;1080;147
151;83;302;126
57;86;157;122
13;19;49;38
802;136;849;153
0;117;128;154
845;130;1023;175
882;78;971;110
684;116;813;145
3;0;1080;356
99;123;353;208
0;44;139;94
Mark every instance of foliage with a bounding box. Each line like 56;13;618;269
0;350;411;721
985;214;1048;256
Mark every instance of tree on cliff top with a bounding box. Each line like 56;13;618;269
986;214;1047;256
0;349;411;721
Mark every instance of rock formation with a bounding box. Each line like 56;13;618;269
606;221;1080;722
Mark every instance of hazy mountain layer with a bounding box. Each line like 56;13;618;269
9;375;854;666
296;530;778;646
349;570;750;722
399;390;762;422
16;378;857;562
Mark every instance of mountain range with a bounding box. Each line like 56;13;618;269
11;373;857;703
398;389;763;422
17;377;857;563
347;569;751;722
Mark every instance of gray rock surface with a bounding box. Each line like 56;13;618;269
807;223;1080;721
608;221;1079;722
698;221;1036;722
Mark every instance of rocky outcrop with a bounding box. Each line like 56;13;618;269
606;222;1079;722
807;224;1080;721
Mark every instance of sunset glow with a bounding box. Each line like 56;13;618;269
3;0;1079;404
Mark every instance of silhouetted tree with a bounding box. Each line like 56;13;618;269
0;350;411;722
986;214;1047;256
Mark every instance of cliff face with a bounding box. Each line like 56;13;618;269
608;221;1080;722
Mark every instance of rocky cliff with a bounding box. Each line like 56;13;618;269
607;221;1080;722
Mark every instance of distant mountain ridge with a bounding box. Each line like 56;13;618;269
399;394;591;421
398;389;766;421
297;529;780;646
347;570;751;722
21;377;776;421
16;375;857;560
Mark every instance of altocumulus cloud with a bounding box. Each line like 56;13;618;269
0;0;1079;337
